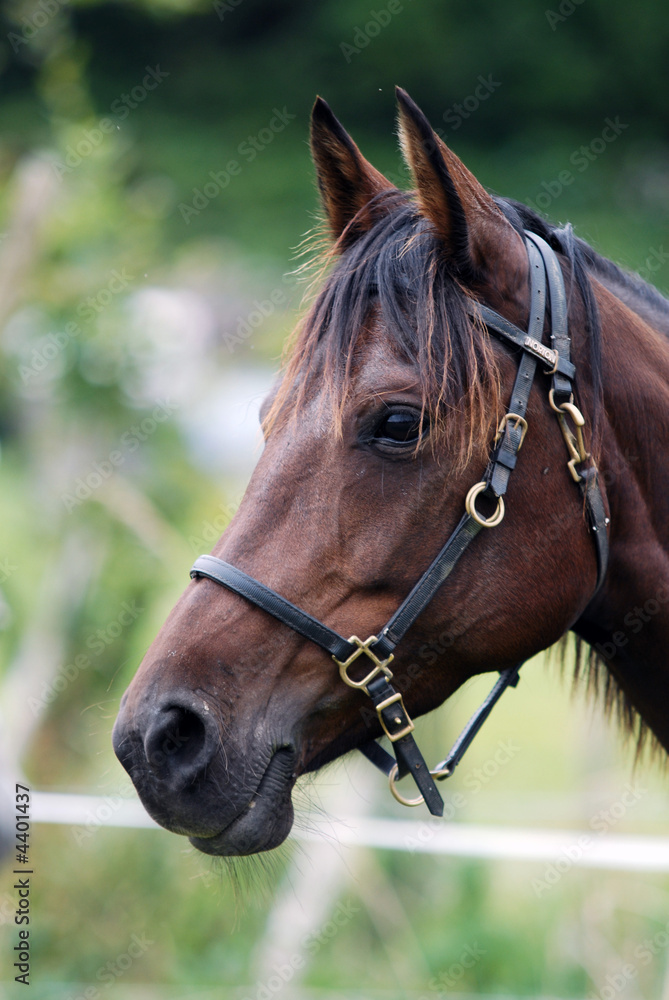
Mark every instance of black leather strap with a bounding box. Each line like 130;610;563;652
526;231;573;403
366;674;444;815
372;514;481;660
486;238;544;499
524;233;609;594
359;739;397;775
580;466;610;596
190;554;357;663
468;304;575;381
190;556;446;816
360;664;521;783
373;236;547;662
433;664;521;776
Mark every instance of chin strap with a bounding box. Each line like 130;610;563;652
359;664;522;807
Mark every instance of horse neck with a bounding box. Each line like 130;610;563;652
574;276;669;753
594;277;669;543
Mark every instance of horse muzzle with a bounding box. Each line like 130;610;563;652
112;688;297;855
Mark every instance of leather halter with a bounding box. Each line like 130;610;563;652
190;231;609;817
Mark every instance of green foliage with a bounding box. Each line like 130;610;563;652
1;2;669;998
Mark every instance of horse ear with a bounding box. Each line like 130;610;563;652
311;97;393;246
396;87;524;274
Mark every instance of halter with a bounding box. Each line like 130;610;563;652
190;232;609;817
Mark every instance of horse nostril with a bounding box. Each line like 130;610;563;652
143;704;214;787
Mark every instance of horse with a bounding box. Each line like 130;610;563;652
112;88;669;857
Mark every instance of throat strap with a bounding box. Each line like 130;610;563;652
359;663;521;782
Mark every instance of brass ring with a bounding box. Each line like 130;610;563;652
548;389;584;426
431;766;452;780
548;387;571;413
544;350;560;376
465;481;505;528
388;764;425;807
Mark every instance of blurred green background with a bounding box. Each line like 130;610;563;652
1;0;669;997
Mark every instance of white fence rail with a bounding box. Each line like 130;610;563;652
31;790;669;871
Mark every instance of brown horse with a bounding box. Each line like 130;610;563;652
113;88;669;856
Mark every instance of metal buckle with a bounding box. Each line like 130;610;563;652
495;412;528;451
333;635;394;690
548;390;590;482
375;691;415;742
465;481;505;528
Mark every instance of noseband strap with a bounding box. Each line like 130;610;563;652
191;555;357;663
190;231;609;817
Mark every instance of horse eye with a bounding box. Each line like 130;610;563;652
374;411;424;443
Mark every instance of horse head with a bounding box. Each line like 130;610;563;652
112;89;628;856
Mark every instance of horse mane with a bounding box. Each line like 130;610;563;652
498;197;669;337
270;186;666;763
267;189;502;470
499;199;669;763
268;189;655;465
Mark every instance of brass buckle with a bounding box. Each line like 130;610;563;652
495;412;528;451
375;691;415;742
548;390;590;482
465;481;505;528
333;635;394;690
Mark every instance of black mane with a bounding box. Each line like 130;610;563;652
499;197;669;335
275;189;502;466
273;189;669;467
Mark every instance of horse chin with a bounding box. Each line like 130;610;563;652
189;747;296;857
